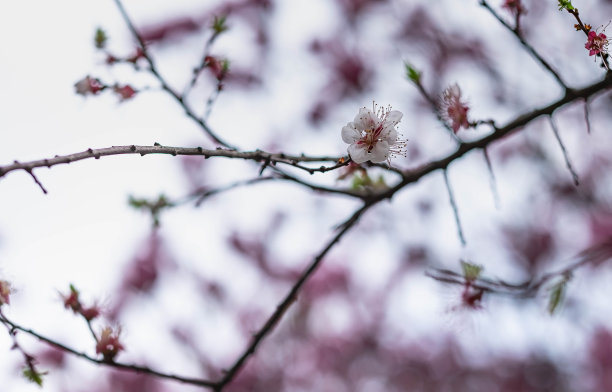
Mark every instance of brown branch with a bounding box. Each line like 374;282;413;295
483;148;500;209
0;313;217;388
548;116;580;186
112;0;236;149
0;145;345;180
215;204;365;390
443;169;466;246
426;237;612;297
479;0;568;88
384;75;612;201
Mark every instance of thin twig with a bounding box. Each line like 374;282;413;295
411;78;461;142
112;0;236;149
483;148;500;209
25;169;47;194
0;314;217;388
583;97;592;134
190;176;277;206
427;237;612;297
479;0;567;89
443;169;466;246
215;203;366;390
549;116;580;186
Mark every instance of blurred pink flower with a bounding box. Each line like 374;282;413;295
341;104;405;164
440;84;470;133
0;280;11;306
96;327;124;361
113;85;137;101
74;76;105;96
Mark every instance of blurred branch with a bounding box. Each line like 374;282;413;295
427;237;612;297
0;313;217;388
387;75;612;199
548;116;580;186
215;203;365;390
443;169;466;246
479;0;568;89
112;0;236;149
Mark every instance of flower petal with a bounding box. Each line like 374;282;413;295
385;110;403;125
341;124;361;144
369;140;390;163
353;107;374;130
381;127;397;142
347;144;369;163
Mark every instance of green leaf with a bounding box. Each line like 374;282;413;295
548;280;566;315
212;15;228;34
94;27;107;49
460;260;483;281
405;63;422;83
23;367;45;387
69;283;79;296
557;0;574;11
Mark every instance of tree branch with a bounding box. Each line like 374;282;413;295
0;145;345;180
215;203;366;390
112;0;237;149
479;0;568;89
0;314;217;388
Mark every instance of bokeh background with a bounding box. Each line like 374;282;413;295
2;0;612;390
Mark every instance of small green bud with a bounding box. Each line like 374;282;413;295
557;0;574;11
405;63;422;83
548;281;566;315
212;15;228;34
94;27;107;49
23;367;46;387
460;260;483;281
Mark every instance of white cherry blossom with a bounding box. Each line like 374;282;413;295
341;103;405;164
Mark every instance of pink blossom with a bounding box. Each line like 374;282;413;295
80;306;101;321
341;103;405;164
96;327;124;361
440;84;470;133
204;56;229;81
74;76;105;96
585;30;609;56
62;286;81;313
0;280;12;306
113;85;137;101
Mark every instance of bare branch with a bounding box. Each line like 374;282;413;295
549;116;580;186
112;0;236;149
443;169;466;246
479;0;568;89
483;148;500;209
0;145;345;180
427;237;612;297
216;204;365;389
0;313;217;389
